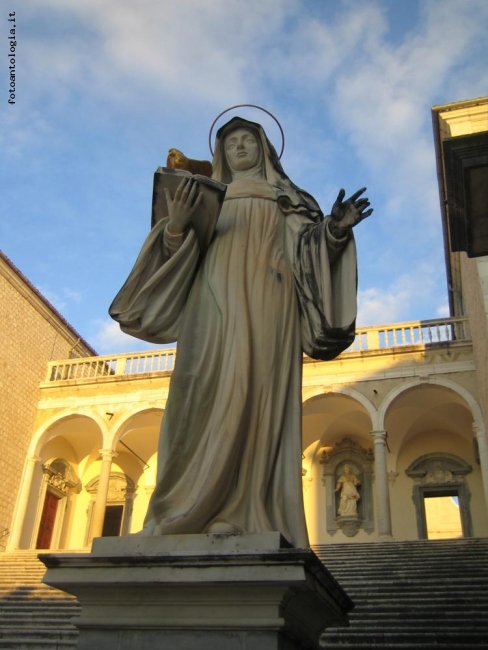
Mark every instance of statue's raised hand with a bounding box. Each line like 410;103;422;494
328;187;372;239
165;177;203;236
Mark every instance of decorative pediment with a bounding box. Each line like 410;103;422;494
43;458;80;496
405;453;472;485
85;472;136;500
320;437;374;463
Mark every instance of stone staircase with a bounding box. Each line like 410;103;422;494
1;539;488;649
315;538;488;649
0;550;80;649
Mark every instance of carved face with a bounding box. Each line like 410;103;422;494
224;128;261;172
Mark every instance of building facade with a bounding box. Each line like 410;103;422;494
0;252;96;550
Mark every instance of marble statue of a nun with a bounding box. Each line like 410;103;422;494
109;116;372;548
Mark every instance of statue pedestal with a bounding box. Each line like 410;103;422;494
40;532;353;650
336;515;362;537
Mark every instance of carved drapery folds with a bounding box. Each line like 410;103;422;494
321;438;374;537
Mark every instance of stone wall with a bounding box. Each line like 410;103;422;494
0;253;95;549
461;255;488;425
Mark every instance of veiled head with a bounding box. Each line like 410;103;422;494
212;116;323;223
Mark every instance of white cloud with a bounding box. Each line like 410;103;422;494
61;288;82;303
91;318;163;354
275;0;488;229
22;0;297;107
436;302;450;318
357;263;447;326
37;286;82;312
0;107;52;157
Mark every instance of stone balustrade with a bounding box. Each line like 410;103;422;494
45;317;470;384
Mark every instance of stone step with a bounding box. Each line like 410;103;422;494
322;630;488;644
0;588;75;599
2;539;488;649
336;582;488;592
0;627;76;636
0;620;77;630
322;639;487;650
0;641;76;650
347;598;488;609
331;575;488;585
348;615;488;627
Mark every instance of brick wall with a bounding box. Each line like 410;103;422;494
0;255;95;549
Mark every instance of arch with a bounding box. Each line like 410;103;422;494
303;385;377;424
377;377;483;431
28;410;107;457
302;388;375;457
111;408;164;448
111;408;163;487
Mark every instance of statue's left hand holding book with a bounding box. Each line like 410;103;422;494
151;149;226;253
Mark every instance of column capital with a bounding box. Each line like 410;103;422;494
371;430;387;443
99;449;117;462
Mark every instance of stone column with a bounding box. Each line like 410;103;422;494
89;449;116;542
473;424;488;514
7;455;41;550
371;430;393;539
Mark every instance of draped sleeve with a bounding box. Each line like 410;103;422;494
286;214;357;361
109;218;200;344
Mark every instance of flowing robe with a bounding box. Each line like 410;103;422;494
337;475;361;516
110;178;357;548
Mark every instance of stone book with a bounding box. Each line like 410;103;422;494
151;167;227;252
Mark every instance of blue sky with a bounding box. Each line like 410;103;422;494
2;0;488;354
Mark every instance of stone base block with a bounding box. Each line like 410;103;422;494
40;532;353;650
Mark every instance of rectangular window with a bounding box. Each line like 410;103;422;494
424;493;463;540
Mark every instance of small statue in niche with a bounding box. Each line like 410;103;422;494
335;464;361;516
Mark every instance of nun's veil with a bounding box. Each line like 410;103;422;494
212;116;323;223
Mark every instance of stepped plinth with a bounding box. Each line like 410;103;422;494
39;532;353;650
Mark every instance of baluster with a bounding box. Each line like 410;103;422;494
366;329;380;351
401;327;406;346
115;356;126;376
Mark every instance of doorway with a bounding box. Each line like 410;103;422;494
102;504;124;537
423;491;463;539
36;491;61;549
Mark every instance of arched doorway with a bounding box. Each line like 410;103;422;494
35;458;80;549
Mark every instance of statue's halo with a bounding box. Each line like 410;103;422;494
209;104;285;159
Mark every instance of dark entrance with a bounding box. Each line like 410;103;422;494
102;505;124;537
